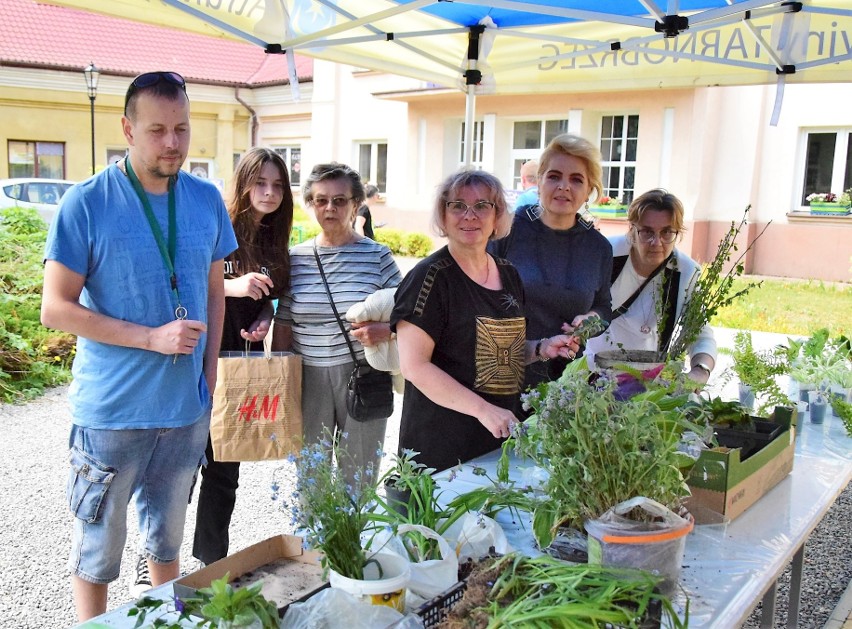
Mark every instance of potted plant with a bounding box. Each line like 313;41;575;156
720;330;791;414
508;359;703;592
275;430;410;611
128;573;280;629
806;190;852;215
588;194;628;218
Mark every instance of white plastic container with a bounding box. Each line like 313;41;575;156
328;551;411;612
585;498;693;595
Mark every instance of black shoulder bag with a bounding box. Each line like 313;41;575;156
313;241;394;422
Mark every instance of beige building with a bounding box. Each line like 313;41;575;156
2;0;850;281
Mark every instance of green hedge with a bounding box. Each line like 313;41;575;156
291;222;433;257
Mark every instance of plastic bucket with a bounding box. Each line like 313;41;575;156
585;513;694;595
328;551;410;612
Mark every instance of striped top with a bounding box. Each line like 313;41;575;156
274;237;402;367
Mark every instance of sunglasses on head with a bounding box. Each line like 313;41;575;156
124;71;187;113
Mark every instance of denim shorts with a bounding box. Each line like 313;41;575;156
66;409;210;584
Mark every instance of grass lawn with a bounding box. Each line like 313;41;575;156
711;277;850;336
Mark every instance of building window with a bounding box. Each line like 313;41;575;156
106;149;127;166
600;115;639;204
801;131;852;204
189;160;212;179
7;141;65;179
275;146;302;187
357;142;387;192
460;121;485;169
510;119;568;188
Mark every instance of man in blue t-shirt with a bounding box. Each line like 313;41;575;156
41;71;237;622
514;159;539;212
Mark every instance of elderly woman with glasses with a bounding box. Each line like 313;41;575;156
272;162;401;481
585;188;717;384
390;170;578;472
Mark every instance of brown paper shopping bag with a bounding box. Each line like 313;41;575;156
211;350;303;462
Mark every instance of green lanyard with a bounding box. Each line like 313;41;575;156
124;158;186;321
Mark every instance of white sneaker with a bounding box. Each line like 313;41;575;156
129;553;152;599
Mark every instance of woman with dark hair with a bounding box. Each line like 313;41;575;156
490;133;613;390
272;163;401;482
391;170;578;472
585;188;717;383
354;183;379;240
192;147;293;566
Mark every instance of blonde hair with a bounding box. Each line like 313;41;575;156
431;170;512;240
538;134;603;202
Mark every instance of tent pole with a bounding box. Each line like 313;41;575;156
464;86;476;168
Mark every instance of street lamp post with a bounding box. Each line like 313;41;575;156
83;62;100;175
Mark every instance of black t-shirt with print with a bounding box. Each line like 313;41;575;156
390;246;527;472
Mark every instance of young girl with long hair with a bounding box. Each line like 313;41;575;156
192;147;293;565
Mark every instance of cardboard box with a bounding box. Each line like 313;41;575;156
175;535;326;609
685;407;797;521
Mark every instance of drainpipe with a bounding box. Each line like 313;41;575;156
234;87;258;147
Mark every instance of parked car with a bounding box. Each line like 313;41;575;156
0;178;75;225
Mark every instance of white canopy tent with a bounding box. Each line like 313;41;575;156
45;0;852;162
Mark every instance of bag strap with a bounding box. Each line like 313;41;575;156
610;251;674;322
313;240;360;365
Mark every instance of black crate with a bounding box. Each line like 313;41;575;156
413;579;467;628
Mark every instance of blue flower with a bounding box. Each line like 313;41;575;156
173;596;185;613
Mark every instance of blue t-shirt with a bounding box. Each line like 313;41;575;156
513;187;539;212
44;164;237;429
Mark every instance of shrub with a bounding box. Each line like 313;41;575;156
0;207;74;402
401;232;433;257
374;227;403;254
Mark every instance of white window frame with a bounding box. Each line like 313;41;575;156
356;141;388;192
798;129;851;207
509;118;570;189
274;145;302;187
599;114;639;204
459;121;485;170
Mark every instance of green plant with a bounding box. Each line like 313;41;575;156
374;227;402;253
273;429;380;579
664;207;767;360
512;359;697;548
785;329;850;388
401;232;433;257
442;552;685;628
720;330;790;415
370;449;469;562
0;206;74;402
831;396;852;436
128;573;279;628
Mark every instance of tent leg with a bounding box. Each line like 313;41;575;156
464;85;476;167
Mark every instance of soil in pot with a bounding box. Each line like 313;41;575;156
594;350;666;373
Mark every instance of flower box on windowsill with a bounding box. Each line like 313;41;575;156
589;204;628;218
809;202;851;216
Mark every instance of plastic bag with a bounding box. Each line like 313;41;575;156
442;513;511;562
281;587;404;629
371;524;459;600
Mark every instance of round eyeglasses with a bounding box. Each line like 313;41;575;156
446;200;496;218
634;226;679;244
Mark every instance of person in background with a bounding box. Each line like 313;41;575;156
354;183;379;240
40;71;237;621
513;159;539;212
491;134;613;390
391;170;579;472
192;147;293;567
585;189;717;383
272;163;401;481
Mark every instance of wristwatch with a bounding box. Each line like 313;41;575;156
693;361;712;376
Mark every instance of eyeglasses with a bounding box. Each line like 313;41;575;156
634;226;679;244
124;71;187;113
445;200;496;218
310;196;353;209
